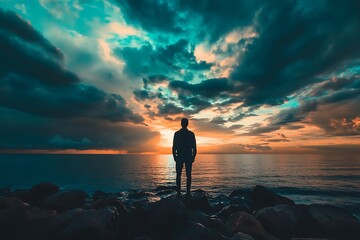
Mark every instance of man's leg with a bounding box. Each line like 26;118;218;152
185;161;193;194
176;160;183;195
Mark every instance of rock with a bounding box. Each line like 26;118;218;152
181;190;213;213
247;185;295;209
231;232;256;240
217;204;252;220
177;221;228;240
188;209;229;237
92;191;121;201
134;235;152;240
153;185;177;192
0;196;29;210
91;198;126;213
128;190;150;199
58;207;120;240
142;198;188;239
290;238;335;240
44;190;88;213
21;182;59;206
0;187;11;197
230;189;250;198
304;204;360;239
254;204;303;239
0;205;56;239
226;211;279;240
44;208;85;234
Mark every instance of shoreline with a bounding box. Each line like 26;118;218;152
1;183;360;240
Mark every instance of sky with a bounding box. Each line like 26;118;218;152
0;0;360;154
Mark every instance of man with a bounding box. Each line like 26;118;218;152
172;118;197;196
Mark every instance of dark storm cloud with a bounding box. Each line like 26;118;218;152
230;0;360;106
169;78;233;98
0;9;160;150
0;8;63;60
0;107;159;151
116;0;260;42
246;101;318;135
114;40;213;78
0;8;143;123
115;0;184;33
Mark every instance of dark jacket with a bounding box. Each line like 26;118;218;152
172;128;197;162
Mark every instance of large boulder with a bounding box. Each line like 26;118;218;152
304;204;360;239
247;186;295;209
226;211;279;240
21;182;59;206
58;207;120;240
0;205;56;240
0;196;29;210
231;232;256;240
188;209;229;237
217;204;253;220
44;190;88;213
176;221;228;240
181;190;213;213
90;198;126;213
254;204;303;239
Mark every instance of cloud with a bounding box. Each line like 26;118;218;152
0;8;160;151
0;107;159;152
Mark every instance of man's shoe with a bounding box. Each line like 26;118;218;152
186;191;191;197
176;191;181;198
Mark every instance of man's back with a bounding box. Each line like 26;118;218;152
173;128;196;161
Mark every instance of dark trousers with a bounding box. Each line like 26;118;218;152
176;160;192;193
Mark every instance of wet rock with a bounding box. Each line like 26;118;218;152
254;204;303;239
217;204;253;220
92;191;121;201
177;221;228;240
247;185;295;209
230;189;250;198
0;205;56;240
58;207;119;240
0;196;29;210
91;198;126;213
44;190;88;213
140;198;188;239
128;190;151;199
181;190;213;213
21;182;59;206
42;208;85;234
153;185;177;192
226;211;279;240
304;204;360;239
231;232;256;240
188;209;229;237
0;187;11;197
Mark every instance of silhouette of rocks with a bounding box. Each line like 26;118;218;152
177;221;228;240
226;211;279;240
44;190;88;213
254;204;303;239
1;184;360;240
91;198;126;213
304;204;360;239
231;232;256;240
21;182;59;206
57;207;119;240
0;187;11;197
248;185;295;209
0;196;29;210
181;189;213;213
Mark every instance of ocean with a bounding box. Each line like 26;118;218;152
0;153;359;218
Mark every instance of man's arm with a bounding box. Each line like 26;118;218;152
192;133;197;161
172;133;177;161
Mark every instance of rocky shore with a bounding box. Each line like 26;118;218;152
0;183;359;240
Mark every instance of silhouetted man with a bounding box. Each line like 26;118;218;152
172;118;197;196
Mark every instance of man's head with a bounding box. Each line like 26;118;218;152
181;118;189;128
